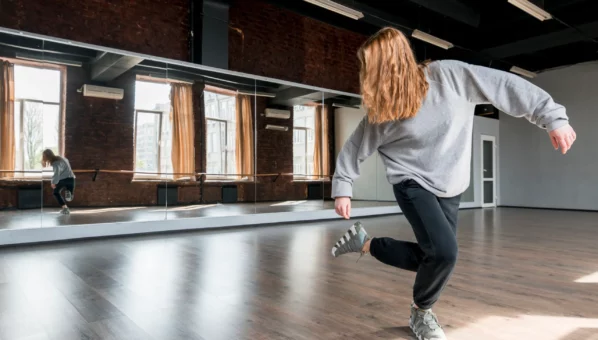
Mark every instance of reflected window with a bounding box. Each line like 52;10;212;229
204;91;236;178
293;105;315;179
134;80;172;179
12;65;63;178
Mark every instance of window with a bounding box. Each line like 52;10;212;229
134;80;172;179
13;65;62;177
293;105;315;179
204;91;236;178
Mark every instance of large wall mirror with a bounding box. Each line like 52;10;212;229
0;27;385;233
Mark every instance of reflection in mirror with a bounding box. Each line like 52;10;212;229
329;92;396;210
133;59;260;219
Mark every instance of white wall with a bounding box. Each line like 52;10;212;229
334;108;500;207
499;61;598;210
334;107;394;201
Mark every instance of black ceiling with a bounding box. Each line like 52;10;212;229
268;0;598;73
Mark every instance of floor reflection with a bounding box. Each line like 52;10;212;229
0;200;397;230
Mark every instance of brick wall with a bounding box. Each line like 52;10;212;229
229;0;367;94
0;0;190;61
0;0;358;209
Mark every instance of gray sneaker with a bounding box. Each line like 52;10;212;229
409;303;447;340
60;207;70;215
65;190;73;202
331;221;370;258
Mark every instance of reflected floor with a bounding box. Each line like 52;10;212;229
0;200;397;229
0;208;596;339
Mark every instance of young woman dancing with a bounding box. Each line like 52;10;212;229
42;149;76;215
330;27;576;340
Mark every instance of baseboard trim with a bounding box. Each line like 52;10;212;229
498;205;598;213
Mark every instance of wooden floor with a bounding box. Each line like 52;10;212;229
0;207;597;340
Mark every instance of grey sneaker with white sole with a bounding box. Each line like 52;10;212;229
331;221;370;258
65;190;73;202
409;303;447;340
60;207;70;215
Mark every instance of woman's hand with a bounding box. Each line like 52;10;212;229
51;184;56;189
549;124;576;154
335;197;351;219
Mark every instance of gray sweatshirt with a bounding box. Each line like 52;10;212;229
51;157;75;185
332;60;569;199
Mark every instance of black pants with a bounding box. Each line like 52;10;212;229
370;179;461;310
53;178;75;206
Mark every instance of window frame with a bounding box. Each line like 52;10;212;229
10;63;65;180
133;108;171;180
203;90;238;181
292;126;311;180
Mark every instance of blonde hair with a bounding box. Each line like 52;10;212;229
357;27;429;124
42;149;59;167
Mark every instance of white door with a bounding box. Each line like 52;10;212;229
481;135;497;208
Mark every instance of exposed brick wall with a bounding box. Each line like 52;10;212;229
229;0;367;94
0;0;190;61
0;0;354;209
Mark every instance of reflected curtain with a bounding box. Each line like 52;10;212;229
170;83;196;181
313;104;330;180
0;62;14;179
235;95;254;180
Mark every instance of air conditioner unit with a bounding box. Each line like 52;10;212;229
265;108;291;119
82;84;124;100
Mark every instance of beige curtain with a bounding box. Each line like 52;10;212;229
235;95;254;180
0;62;14;179
170;83;196;181
313;105;330;180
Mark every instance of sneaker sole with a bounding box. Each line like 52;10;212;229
330;223;365;257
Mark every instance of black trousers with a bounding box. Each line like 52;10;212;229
53;178;75;206
370;179;461;310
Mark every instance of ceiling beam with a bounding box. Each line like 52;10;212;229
482;21;598;59
404;0;480;27
91;52;144;82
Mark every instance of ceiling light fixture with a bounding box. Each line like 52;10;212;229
303;0;364;20
510;66;537;78
508;0;552;21
411;30;454;50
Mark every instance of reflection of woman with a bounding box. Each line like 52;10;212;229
330;27;576;340
42;149;75;215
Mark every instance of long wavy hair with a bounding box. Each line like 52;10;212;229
357;27;429;124
42;149;60;167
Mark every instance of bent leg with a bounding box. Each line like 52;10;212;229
394;180;460;310
370;237;423;272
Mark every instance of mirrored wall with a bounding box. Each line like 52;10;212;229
3;27;480;233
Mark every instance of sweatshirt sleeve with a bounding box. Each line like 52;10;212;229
331;116;383;198
51;162;60;185
439;60;569;131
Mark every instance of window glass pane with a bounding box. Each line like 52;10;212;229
206;119;223;175
484;181;494;204
160;115;173;176
134;81;171;111
14;101;21;171
22;101;44;171
204;91;236;176
135;112;159;173
483;140;493;178
14;66;61;102
293;105;315;176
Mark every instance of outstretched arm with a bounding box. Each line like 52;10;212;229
440;60;576;153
